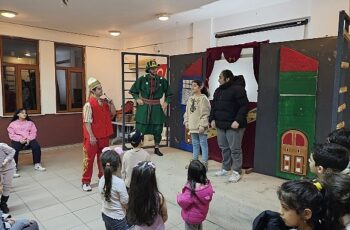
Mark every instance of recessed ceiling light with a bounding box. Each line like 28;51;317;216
158;14;169;21
0;10;17;18
109;31;121;37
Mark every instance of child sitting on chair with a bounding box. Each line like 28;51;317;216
7;108;46;178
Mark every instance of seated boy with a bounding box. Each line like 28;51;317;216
308;142;349;177
121;130;150;189
327;128;350;174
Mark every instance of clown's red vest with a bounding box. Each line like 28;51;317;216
83;97;113;139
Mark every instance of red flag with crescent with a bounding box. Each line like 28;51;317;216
157;64;167;78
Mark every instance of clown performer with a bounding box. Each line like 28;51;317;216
81;77;116;191
129;60;172;156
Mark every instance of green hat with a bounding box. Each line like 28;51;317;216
145;60;159;73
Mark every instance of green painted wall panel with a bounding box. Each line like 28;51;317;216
279;72;317;94
276;85;317;179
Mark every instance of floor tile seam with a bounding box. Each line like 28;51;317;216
204;219;226;230
31;174;55;194
40;212;84;229
32;206;71;226
62;198;99;213
13;194;47;230
71;209;101;224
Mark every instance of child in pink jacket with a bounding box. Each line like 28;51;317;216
7;108;45;177
177;160;214;230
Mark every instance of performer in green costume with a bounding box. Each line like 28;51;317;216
129;60;172;156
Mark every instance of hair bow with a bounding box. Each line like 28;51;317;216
313;181;323;191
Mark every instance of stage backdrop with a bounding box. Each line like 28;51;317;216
169;52;257;169
254;37;350;178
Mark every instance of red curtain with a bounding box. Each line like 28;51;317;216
206;40;268;169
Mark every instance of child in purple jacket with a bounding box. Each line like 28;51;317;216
177;160;214;230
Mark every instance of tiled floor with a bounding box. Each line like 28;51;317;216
9;144;285;230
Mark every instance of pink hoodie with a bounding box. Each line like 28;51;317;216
177;181;214;225
7;120;37;142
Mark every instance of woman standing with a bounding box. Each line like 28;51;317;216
209;70;249;183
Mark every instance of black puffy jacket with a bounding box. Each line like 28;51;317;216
253;210;291;230
209;75;249;129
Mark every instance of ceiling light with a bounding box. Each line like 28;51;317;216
0;10;17;18
109;31;121;37
24;52;31;57
158;14;169;21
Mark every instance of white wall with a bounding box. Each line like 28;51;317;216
193;19;215;52
122;24;193;55
307;0;349;38
39;41;56;114
123;0;348;54
85;47;122;108
120;0;349;106
0;22;122;116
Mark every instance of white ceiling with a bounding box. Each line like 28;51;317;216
0;0;291;39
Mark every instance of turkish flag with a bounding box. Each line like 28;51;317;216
157;64;167;78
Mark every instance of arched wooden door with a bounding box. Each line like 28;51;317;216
280;130;308;176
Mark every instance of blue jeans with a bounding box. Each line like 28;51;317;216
102;213;128;230
191;133;208;162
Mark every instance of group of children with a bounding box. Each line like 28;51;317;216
4;81;350;230
98;128;214;230
254;128;350;230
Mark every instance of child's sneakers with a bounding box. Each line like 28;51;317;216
82;184;92;192
228;171;241;183
34;163;46;171
215;169;229;176
13;170;20;178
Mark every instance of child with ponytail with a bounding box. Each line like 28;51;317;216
277;179;342;230
183;80;210;169
98;147;128;230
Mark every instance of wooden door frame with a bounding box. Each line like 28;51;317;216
17;65;41;114
67;69;85;112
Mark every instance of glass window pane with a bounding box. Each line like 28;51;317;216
21;69;37;110
3;66;17;113
70;72;83;109
2;38;37;65
56;45;83;68
56;70;67;110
